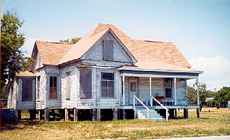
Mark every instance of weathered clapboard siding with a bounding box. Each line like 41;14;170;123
36;69;47;109
44;67;62;108
95;68;120;108
82;31;133;63
60;64;122;109
61;65;79;108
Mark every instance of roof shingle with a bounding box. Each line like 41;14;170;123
33;24;192;71
35;41;72;65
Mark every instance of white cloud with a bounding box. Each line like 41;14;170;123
189;56;230;90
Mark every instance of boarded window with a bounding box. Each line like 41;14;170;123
101;73;114;98
21;78;33;101
66;72;71;100
49;76;57;99
103;40;113;61
80;68;92;99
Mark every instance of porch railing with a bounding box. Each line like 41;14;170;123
133;95;150;111
151;96;169;121
133;95;150;118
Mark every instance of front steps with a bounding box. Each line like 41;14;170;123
135;107;163;120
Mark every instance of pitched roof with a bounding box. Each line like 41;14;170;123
35;41;72;65
60;28;108;64
127;40;191;71
59;24;134;64
33;24;192;71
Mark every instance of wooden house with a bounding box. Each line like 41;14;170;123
7;24;202;121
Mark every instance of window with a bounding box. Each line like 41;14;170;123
102;40;113;61
49;76;57;99
101;73;114;98
22;78;33;101
80;68;92;99
130;82;137;92
165;88;172;98
164;78;172;98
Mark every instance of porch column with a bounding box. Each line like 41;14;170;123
122;75;125;105
173;78;177;105
149;77;152;106
196;77;200;106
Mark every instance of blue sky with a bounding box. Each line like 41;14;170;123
2;0;230;90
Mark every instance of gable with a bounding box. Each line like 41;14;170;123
81;31;134;63
32;41;72;68
31;45;43;70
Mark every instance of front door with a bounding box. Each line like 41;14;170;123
127;78;138;105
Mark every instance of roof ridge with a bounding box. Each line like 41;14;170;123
35;40;73;47
133;39;174;44
59;28;109;64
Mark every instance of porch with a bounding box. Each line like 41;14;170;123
119;69;201;120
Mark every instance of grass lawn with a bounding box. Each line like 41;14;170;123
0;108;230;140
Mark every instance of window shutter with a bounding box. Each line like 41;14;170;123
103;40;113;61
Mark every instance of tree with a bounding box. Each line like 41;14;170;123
186;83;209;110
214;87;230;107
0;12;30;98
60;37;81;44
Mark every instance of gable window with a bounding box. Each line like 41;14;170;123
49;76;57;99
80;68;92;99
101;73;114;98
164;78;172;98
22;78;33;101
102;40;113;61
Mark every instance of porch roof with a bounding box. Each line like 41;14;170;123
16;71;35;77
119;66;202;78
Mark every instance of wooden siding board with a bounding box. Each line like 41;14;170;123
82;31;133;63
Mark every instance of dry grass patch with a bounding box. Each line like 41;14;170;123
0;108;230;140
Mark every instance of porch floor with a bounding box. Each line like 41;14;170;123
119;105;199;110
